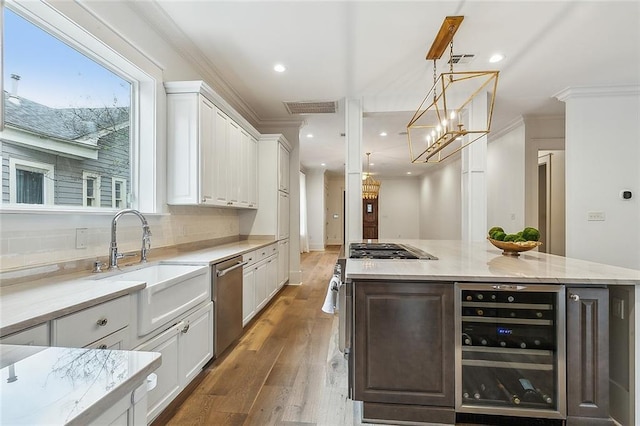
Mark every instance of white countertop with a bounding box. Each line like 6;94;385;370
0;344;161;425
345;240;640;285
0;239;276;337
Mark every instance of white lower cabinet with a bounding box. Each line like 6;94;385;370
277;238;290;288
89;382;147;426
135;301;213;423
52;295;131;349
242;245;279;326
266;255;278;299
242;266;256;326
0;322;49;346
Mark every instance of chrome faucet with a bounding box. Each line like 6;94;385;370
109;209;152;269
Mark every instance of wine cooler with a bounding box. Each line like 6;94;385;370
455;283;566;420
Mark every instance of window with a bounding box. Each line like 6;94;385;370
1;3;137;211
82;171;101;207
112;178;127;209
9;158;55;204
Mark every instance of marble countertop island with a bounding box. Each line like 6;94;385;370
0;344;161;425
345;240;640;285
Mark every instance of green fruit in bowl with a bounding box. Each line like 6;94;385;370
503;234;519;242
492;231;507;241
522;227;540;241
488;226;504;240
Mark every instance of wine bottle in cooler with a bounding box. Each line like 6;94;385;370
463;374;481;400
536;388;554;405
518;378;543;403
496;378;521;405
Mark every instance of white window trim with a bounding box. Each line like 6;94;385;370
112;177;127;209
9;157;55;205
82;171;101;207
2;0;160;214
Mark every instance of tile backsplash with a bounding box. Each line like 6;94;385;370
0;207;239;273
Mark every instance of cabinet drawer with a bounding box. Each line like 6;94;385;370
0;322;49;346
256;244;277;263
53;295;130;348
243;250;257;267
84;326;130;350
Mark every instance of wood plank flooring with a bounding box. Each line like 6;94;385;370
155;246;378;426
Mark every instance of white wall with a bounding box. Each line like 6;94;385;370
487;120;526;233
419;159;462;240
558;86;640;269
378;178;421;240
326;176;344;246
306;169;326;251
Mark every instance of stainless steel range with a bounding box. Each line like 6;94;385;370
349;242;438;260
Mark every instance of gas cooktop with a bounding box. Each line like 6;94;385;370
348;243;438;260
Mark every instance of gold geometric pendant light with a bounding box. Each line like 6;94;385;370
407;16;499;163
362;152;380;200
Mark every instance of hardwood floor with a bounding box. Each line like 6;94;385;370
155;246;378;426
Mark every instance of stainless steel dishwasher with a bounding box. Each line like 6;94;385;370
213;256;246;357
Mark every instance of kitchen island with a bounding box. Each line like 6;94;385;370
343;240;639;426
0;344;161;425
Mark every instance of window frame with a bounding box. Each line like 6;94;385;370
9;157;55;205
82;171;101;208
1;0;159;214
112;177;127;209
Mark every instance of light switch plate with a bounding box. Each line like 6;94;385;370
587;211;605;221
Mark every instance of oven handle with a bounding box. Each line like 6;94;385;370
491;284;528;291
216;261;248;277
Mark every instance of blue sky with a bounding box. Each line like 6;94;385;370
3;8;130;108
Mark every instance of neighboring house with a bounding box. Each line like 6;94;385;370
1;91;130;208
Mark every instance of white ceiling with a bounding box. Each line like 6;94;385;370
135;1;640;178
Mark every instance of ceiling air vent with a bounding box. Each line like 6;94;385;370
449;54;475;64
284;100;337;115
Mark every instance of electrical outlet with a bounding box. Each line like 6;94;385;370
587;211;605;221
75;228;88;249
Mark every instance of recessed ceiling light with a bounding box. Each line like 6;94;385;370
321;163;326;167
379;131;387;137
489;53;505;63
406;172;412;175
306;133;313;138
369;163;375;166
274;63;286;73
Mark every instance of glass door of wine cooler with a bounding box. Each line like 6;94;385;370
455;283;566;419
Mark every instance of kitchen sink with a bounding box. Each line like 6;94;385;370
98;263;210;336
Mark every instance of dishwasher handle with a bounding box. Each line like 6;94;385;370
216;260;248;277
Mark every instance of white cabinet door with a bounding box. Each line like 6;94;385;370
179;302;214;385
254;260;268;312
248;135;258;208
278;191;290;239
242;267;256;326
277;238;290;288
199;96;215;204
166;93;215;206
239;131;258;209
213;108;229;205
266;255;278;299
136;325;181;423
227;120;240;205
278;143;290;193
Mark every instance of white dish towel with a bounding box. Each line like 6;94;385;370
321;275;341;314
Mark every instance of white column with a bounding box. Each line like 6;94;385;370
345;98;363;244
461;92;488;242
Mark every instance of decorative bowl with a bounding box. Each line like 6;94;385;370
487;237;542;256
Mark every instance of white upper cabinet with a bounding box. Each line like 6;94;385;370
278;142;290;193
165;81;258;209
239;134;291;238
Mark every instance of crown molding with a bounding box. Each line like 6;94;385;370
555;85;640;102
489;116;525;141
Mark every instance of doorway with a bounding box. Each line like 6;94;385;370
538;151;565;256
363;198;379;239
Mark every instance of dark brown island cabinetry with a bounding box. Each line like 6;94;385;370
351;281;615;425
353;281;455;424
566;287;613;426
